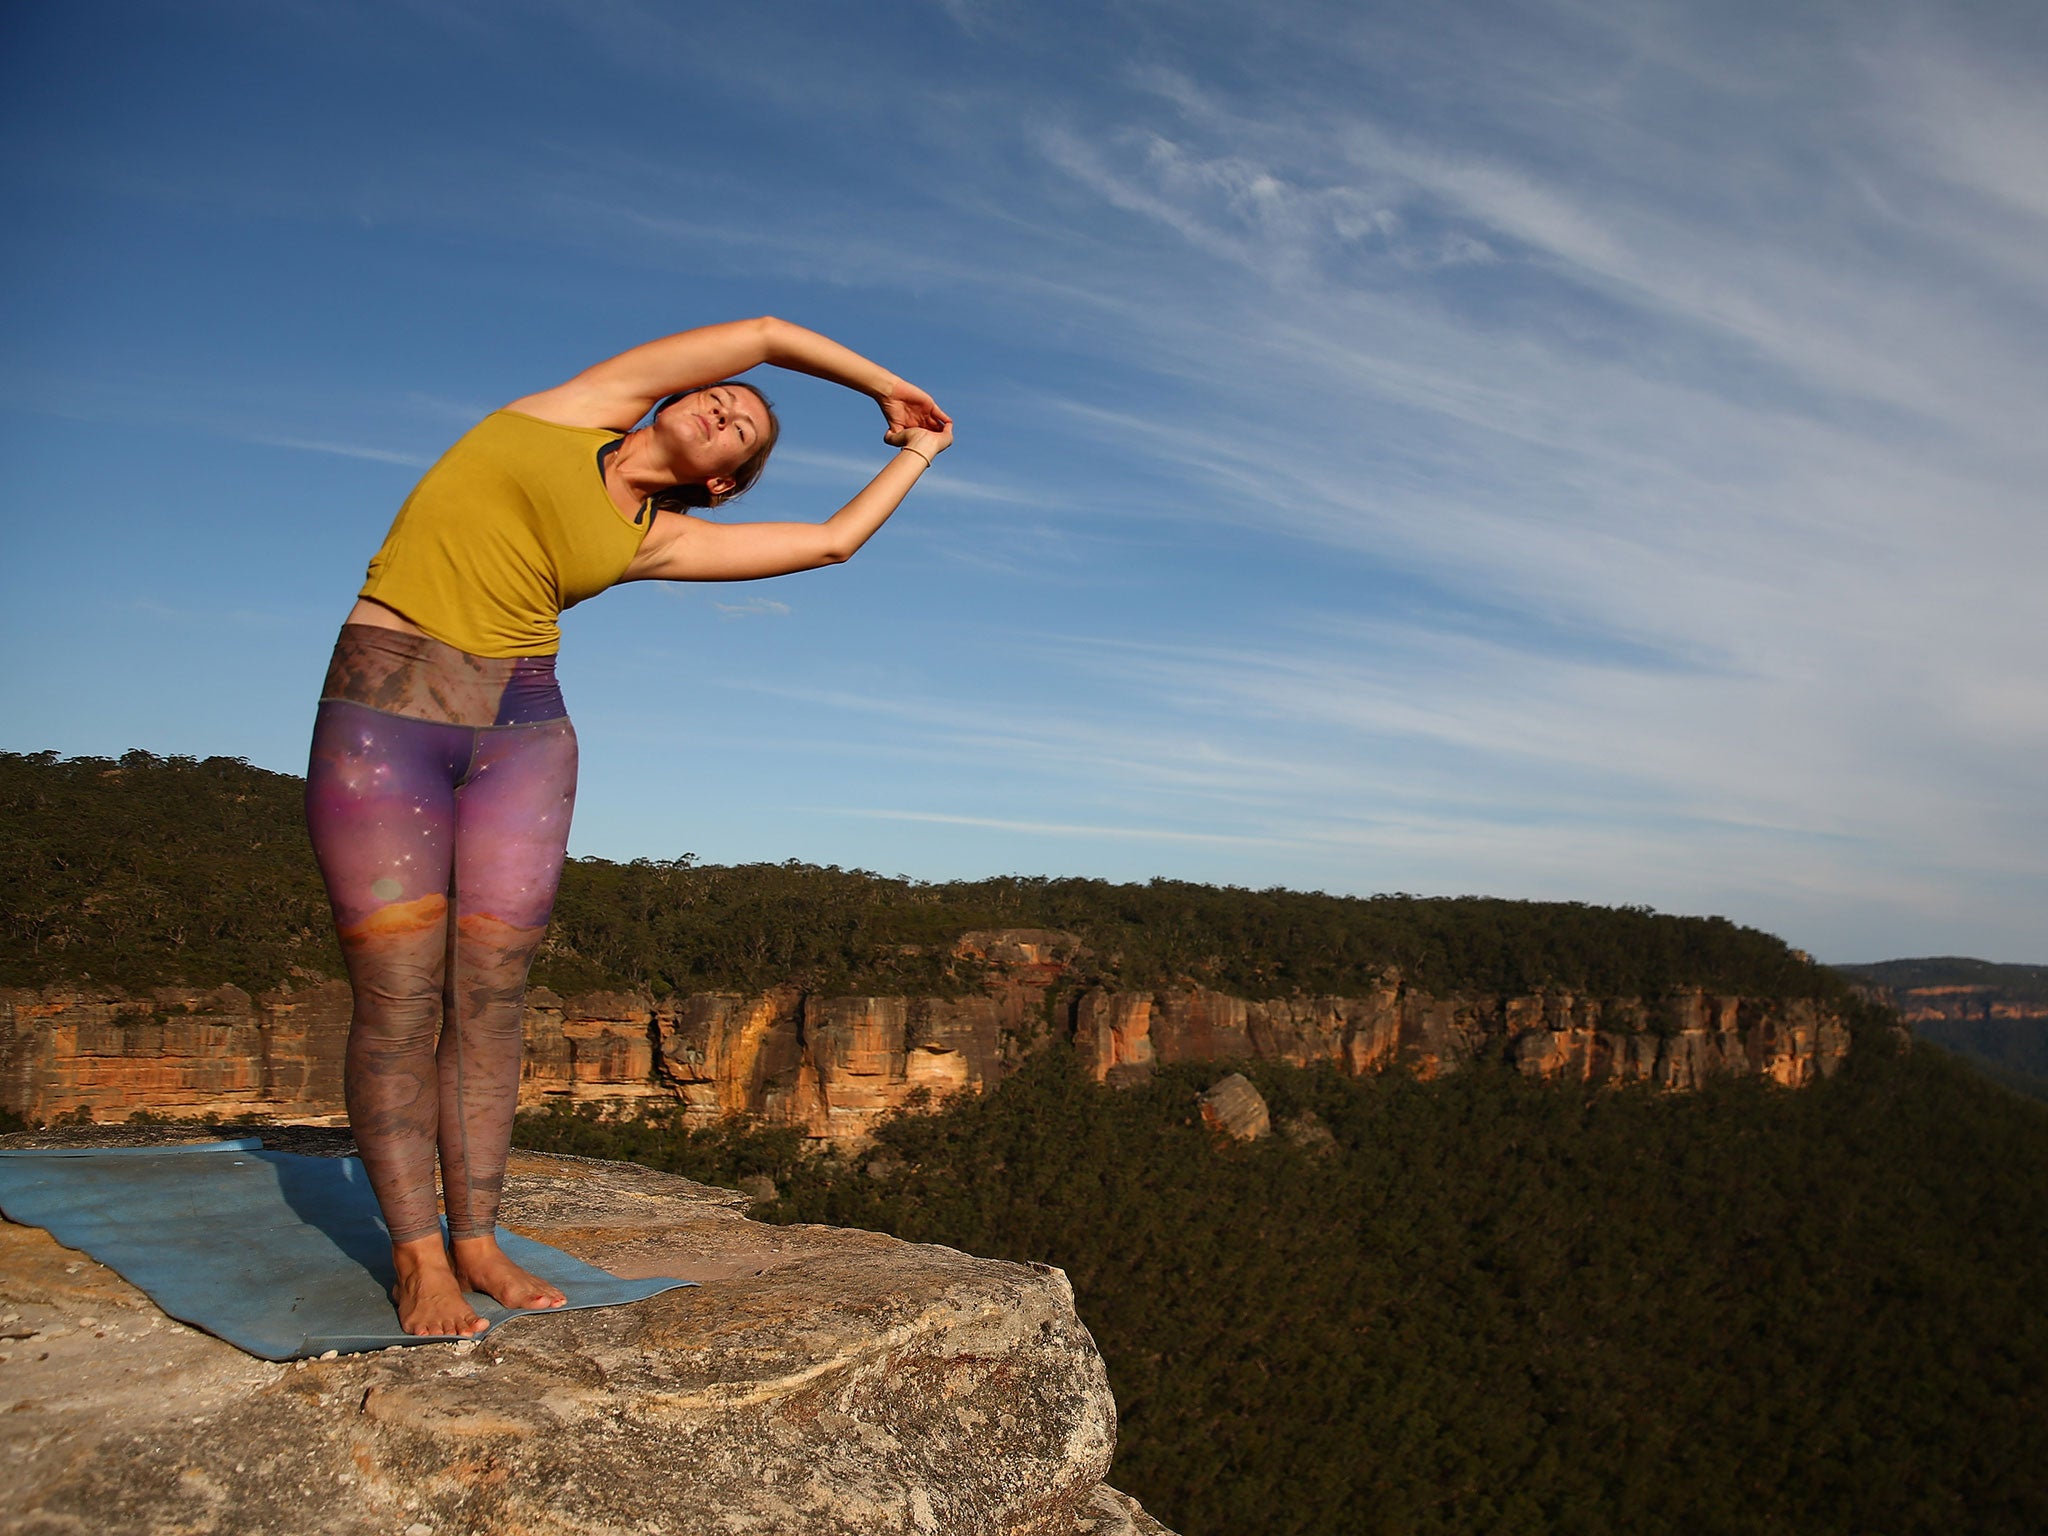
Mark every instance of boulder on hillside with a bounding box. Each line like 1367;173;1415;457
1198;1073;1270;1140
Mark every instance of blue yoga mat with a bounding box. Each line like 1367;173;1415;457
0;1139;692;1360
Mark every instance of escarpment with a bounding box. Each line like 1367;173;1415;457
2;929;1852;1136
1838;971;2048;1032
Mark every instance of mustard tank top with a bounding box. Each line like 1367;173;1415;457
359;410;650;658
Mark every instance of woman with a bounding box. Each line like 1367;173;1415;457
305;316;952;1337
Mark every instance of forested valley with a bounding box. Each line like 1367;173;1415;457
518;1039;2048;1536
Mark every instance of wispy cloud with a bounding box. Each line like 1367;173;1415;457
235;433;432;468
694;0;2045;949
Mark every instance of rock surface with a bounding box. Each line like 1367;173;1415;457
1845;978;2048;1029
0;1127;1174;1536
1196;1074;1271;1140
0;932;1853;1137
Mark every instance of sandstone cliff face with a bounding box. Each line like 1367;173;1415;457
1848;981;2048;1029
1;1126;1174;1536
0;982;351;1128
0;931;1852;1135
1070;981;1849;1090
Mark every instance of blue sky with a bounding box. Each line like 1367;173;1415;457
4;0;2044;963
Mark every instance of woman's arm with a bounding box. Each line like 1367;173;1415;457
619;423;953;583
507;316;951;434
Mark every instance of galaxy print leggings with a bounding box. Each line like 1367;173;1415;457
305;625;576;1244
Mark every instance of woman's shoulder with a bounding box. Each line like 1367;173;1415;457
499;384;640;433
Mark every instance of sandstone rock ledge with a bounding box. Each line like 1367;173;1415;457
0;1131;1175;1536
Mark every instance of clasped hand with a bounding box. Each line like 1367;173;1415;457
879;378;954;459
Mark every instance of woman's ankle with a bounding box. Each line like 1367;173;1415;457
390;1233;454;1271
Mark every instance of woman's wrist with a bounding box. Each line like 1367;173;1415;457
898;444;933;470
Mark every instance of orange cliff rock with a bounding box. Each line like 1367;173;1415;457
1070;979;1849;1091
0;983;351;1128
1848;982;2048;1028
1;930;1852;1136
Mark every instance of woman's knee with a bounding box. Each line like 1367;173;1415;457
342;944;449;1056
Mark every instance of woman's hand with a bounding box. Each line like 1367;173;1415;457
885;421;954;462
878;378;952;438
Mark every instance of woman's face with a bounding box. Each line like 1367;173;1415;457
651;384;769;494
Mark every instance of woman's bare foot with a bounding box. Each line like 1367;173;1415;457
450;1233;568;1312
390;1236;488;1337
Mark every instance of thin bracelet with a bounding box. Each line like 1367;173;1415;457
900;446;933;470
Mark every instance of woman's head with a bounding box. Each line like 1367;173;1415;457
646;380;780;510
